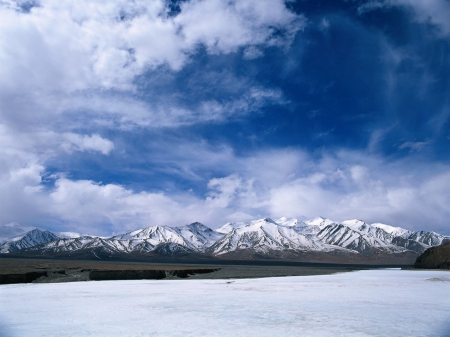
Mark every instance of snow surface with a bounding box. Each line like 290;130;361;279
0;269;449;337
216;221;247;234
371;223;411;237
304;216;335;228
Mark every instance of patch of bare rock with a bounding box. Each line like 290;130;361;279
414;242;450;269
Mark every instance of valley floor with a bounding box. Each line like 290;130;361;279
0;269;449;336
0;257;363;283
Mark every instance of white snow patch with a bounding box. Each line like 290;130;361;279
371;223;411;237
0;269;449;337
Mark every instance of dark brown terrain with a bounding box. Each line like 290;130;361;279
414;242;450;269
0;255;412;285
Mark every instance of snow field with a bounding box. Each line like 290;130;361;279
0;269;449;337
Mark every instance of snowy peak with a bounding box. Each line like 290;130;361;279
216;221;247;234
274;217;302;227
340;219;367;230
184;222;209;231
1;217;449;257
371;223;411;237
0;228;58;253
407;231;447;247
208;218;339;255
178;222;223;248
0;222;36;244
304;217;336;228
109;222;223;252
316;223;403;254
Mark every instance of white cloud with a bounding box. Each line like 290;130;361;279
2;138;449;234
0;0;304;93
0;123;114;227
46;176;248;235
206;174;243;208
0;0;298;140
176;0;304;54
0;124;114;158
60;133;114;155
48;178;189;234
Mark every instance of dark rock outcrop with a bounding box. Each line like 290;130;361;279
414;242;450;269
0;271;48;284
88;268;219;281
89;270;166;281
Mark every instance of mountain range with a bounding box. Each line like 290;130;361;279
1;218;449;263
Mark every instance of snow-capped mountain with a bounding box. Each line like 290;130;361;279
0;228;59;253
316;220;407;254
0;222;36;244
208;218;339;255
0;218;448;259
22;222;224;255
111;222;222;251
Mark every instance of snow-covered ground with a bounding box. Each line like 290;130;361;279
0;269;449;337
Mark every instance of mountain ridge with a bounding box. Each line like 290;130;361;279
1;217;448;263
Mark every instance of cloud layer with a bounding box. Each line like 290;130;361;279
0;0;449;235
1;141;449;235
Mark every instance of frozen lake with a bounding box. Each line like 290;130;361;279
0;269;449;336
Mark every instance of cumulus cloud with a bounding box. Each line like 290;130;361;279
0;124;114;158
0;0;304;93
206;174;243;208
46;176;251;235
0;123;114;228
0;0;299;135
60;133;114;155
1;138;449;234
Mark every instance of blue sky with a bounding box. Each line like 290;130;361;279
0;0;449;235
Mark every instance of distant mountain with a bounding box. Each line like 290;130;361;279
0;228;58;253
316;220;408;254
111;222;222;251
0;222;36;244
0;217;448;263
208;218;340;255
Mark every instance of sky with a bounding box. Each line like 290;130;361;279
0;0;449;236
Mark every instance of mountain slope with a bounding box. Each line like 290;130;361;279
111;222;223;252
0;229;59;253
414;241;450;269
208;218;352;255
316;220;407;254
0;223;36;244
1;217;448;261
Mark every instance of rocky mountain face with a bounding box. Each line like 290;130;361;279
414;241;450;269
0;223;36;244
0;229;59;253
0;217;448;262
